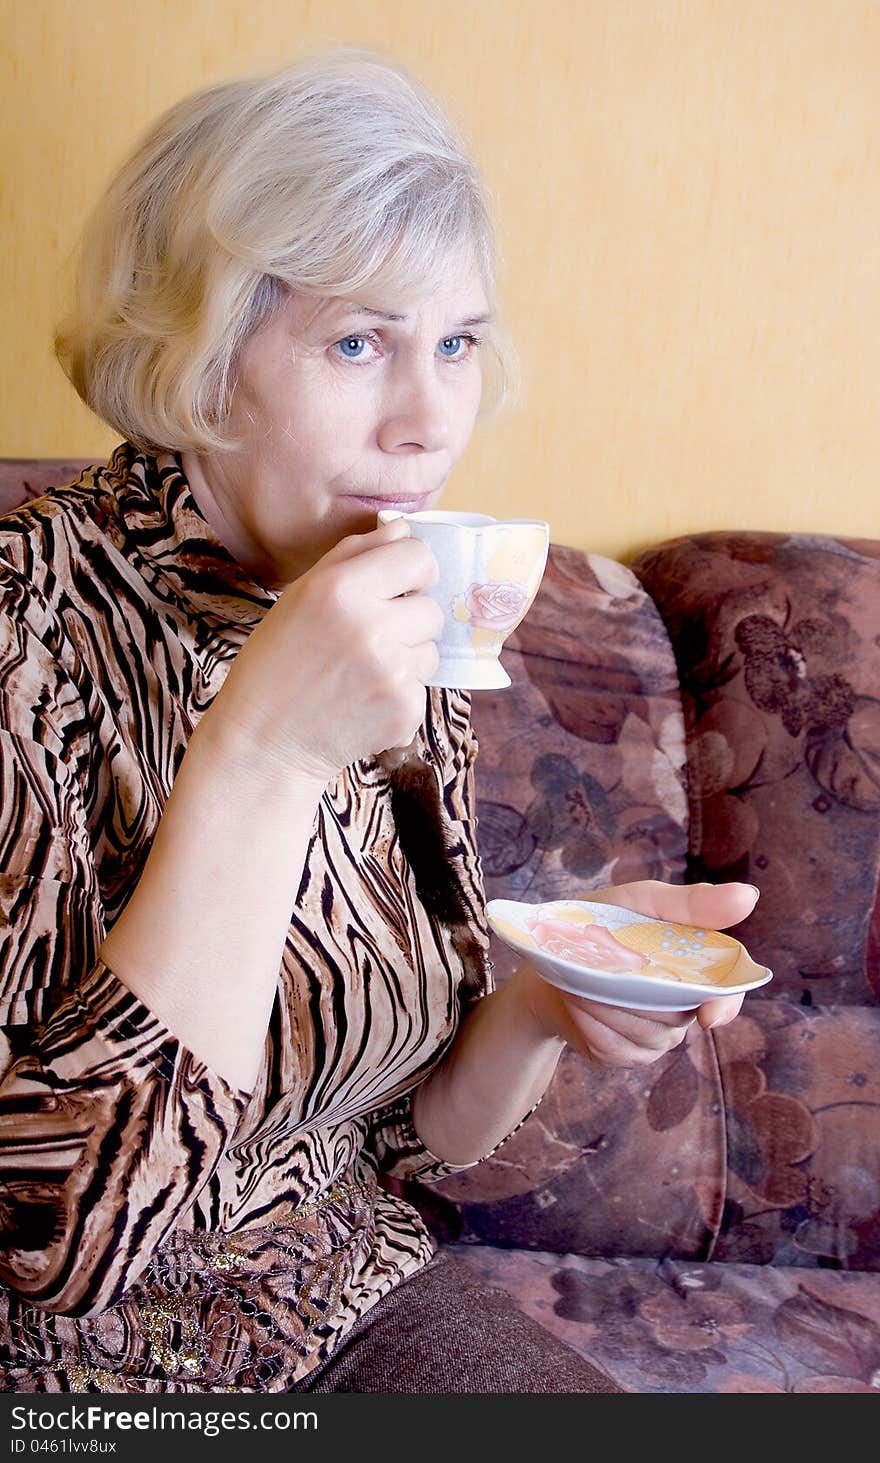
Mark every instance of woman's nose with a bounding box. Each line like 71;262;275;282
378;368;451;453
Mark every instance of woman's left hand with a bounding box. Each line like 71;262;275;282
518;880;759;1069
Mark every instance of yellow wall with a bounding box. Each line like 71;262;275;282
2;0;878;562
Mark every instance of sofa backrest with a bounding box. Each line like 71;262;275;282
633;532;880;1011
0;458;95;515
468;543;690;986
430;529;880;1274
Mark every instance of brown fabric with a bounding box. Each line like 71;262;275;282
868;869;880;994
412;552;706;1259
466;544;689;1001
376;738;491;1012
0;442;529;1392
290;1251;623;1393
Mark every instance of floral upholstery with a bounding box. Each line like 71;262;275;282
421;529;880;1392
462;544;689;988
634;531;880;1006
0;459;91;514
424;1002;880;1271
451;1244;880;1393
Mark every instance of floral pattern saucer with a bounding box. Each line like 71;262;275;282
486;898;773;1011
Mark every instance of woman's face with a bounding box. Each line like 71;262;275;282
182;262;492;590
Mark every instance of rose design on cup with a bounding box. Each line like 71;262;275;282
464;581;530;634
376;510;550;688
524;914;651;973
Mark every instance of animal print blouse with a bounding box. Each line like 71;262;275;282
0;442;505;1392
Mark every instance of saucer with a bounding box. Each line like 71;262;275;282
486;898;773;1012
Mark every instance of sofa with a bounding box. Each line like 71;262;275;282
2;458;879;1394
422;522;880;1394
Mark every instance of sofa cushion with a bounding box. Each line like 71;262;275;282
417;1000;880;1270
632;531;880;1008
415;1038;725;1259
449;1243;880;1393
417;548;700;1253
700;1000;880;1269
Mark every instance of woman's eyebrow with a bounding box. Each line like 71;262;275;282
338;305;494;328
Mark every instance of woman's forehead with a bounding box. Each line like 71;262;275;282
305;280;492;329
329;300;492;327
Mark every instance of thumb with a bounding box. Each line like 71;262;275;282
584;879;760;931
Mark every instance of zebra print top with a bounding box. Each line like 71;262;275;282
0;441;499;1392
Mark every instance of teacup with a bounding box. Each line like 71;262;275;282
376;509;550;689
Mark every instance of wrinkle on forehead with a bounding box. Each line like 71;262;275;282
278;266;491;344
285;292;333;333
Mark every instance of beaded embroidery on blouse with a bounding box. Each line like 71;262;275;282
2;1180;385;1393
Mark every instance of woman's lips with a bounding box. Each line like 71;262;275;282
347;494;432;513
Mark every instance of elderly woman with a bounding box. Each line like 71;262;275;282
0;49;753;1394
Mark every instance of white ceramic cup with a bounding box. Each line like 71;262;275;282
377;509;550;689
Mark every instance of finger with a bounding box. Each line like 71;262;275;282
565;997;697;1047
587;1003;697;1029
344;535;439;600
582;878;760;931
583;1013;696;1067
695;993;745;1030
409;637;441;684
322;516;411;565
387;592;446;647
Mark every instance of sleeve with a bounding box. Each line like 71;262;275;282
367;687;543;1185
0;599;250;1318
367;1090;544;1186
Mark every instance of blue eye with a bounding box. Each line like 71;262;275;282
440;333;485;360
337;336;369;360
333;331;483;364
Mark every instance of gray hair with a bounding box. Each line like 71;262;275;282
53;46;520;455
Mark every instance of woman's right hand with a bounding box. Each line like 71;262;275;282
201;517;444;787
